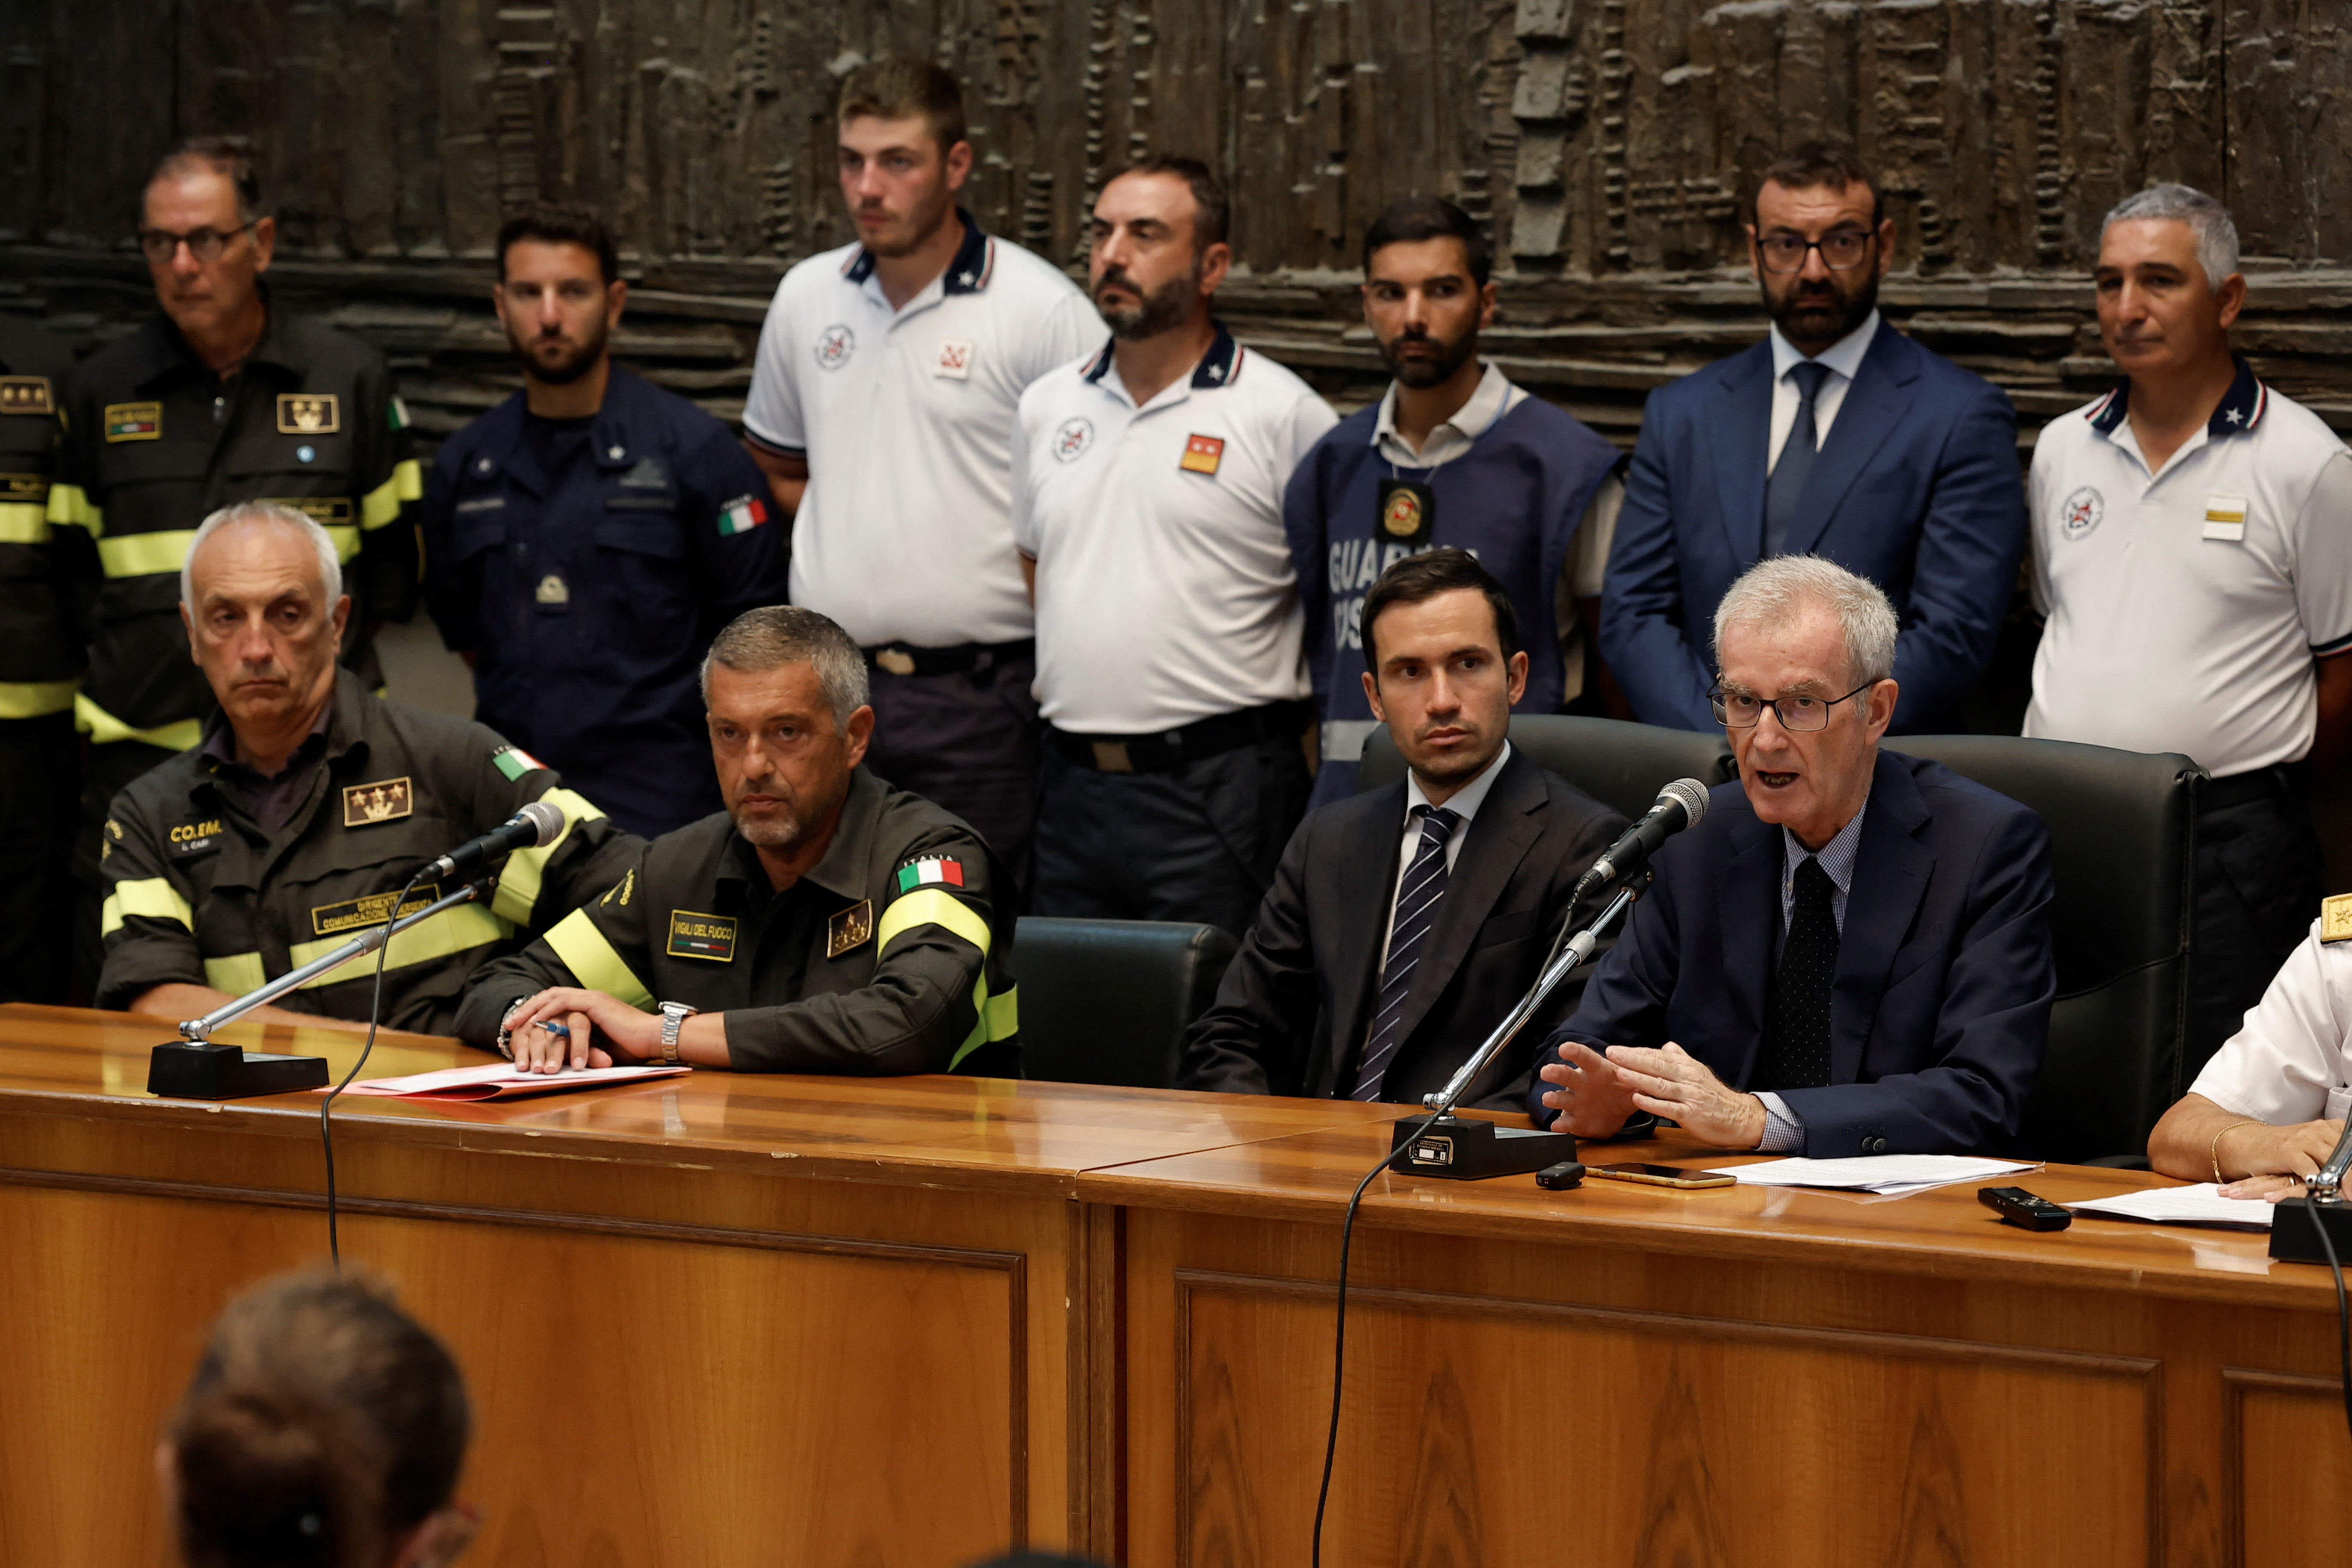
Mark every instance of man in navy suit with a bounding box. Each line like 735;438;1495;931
1601;142;2024;734
1180;550;1626;1111
1533;558;2054;1156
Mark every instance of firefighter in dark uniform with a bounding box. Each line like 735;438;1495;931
50;139;421;997
421;204;786;839
456;606;1019;1078
98;503;633;1036
0;315;80;1002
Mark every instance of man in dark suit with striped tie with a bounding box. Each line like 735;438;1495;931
1176;550;1625;1111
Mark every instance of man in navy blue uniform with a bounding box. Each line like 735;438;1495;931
1601;142;2024;734
1532;557;2054;1157
422;204;787;838
1285;197;1622;806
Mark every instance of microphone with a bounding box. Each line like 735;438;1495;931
423;799;565;880
1588;777;1711;886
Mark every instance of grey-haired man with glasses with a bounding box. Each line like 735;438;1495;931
1531;557;2055;1158
1600;141;2024;737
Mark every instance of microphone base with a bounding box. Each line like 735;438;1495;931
2268;1195;2352;1264
148;1042;331;1100
1391;1113;1579;1181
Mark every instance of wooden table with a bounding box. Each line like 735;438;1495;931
7;1004;2350;1568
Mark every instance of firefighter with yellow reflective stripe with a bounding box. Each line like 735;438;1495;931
457;606;1019;1078
51;140;423;997
96;503;635;1034
0;314;81;1002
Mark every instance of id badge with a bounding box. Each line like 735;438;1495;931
1376;477;1435;548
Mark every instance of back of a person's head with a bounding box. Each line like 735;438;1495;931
166;1268;470;1568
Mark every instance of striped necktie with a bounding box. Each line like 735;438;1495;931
1352;805;1462;1101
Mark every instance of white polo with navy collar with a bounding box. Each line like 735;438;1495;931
2025;361;2352;778
1011;324;1339;734
742;212;1105;648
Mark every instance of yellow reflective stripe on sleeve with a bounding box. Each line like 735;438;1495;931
204;952;267;995
489;787;607;928
0;679;75;718
95;529;195;578
360;459;424;529
544;907;656;1011
100;877;194;935
0;501;48;544
284;903;514;986
947;984;1020;1071
45;483;100;535
984;984;1018;1041
876;888;993;957
77;695;205;751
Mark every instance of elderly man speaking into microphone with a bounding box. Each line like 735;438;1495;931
1531;557;2056;1156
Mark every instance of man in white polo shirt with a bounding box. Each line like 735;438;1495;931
1013;156;1339;937
742;59;1103;889
2027;183;2352;1079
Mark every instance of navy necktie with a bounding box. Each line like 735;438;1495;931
1760;856;1838;1091
1352;805;1461;1101
1764;359;1832;556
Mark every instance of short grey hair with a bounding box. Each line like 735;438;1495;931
1713;555;1898;689
700;605;870;728
180;501;343;610
2102;183;2240;292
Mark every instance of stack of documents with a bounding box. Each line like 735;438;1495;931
2063;1182;2275;1231
1706;1155;2037;1196
321;1063;690;1102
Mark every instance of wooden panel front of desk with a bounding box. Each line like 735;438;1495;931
1092;1131;2352;1568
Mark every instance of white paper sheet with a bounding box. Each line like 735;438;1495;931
2063;1182;2276;1231
321;1062;690;1101
1705;1155;2036;1194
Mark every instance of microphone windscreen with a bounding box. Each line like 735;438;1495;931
517;798;567;847
1657;777;1712;827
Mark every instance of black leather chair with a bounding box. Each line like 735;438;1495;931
1357;715;1737;822
1013;917;1239;1089
1887;735;2202;1164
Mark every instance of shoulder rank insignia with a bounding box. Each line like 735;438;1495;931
895;856;966;894
2323;894;2352;944
667;909;738;962
278;393;341;435
0;376;53;416
103;402;161;442
827;898;875;959
600;868;636;907
342;777;414;827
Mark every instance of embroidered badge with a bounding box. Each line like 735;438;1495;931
168;815;225;856
667;909;739;962
600;867;637;907
2202;494;2248;543
814;324;856;371
277;393;341;435
2324;894;2352;944
341;777;414;827
718;494;768;536
895;856;966;893
490;745;547;781
935;336;975;380
2059;485;2104;540
1052;416;1094;464
311;883;440;939
827;898;875;959
535;574;570;605
0;376;53;416
1180;433;1225;475
0;473;48;504
260;497;354;527
103;402;162;442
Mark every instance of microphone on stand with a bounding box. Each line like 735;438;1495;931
1588;777;1712;887
424;799;565;879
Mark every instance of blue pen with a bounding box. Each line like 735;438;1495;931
536;1021;570;1040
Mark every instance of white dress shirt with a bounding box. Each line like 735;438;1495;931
1767;310;1881;471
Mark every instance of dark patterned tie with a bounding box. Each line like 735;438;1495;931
1351;805;1461;1101
1764;359;1832;556
1760;856;1838;1091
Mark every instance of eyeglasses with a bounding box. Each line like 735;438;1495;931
1755;229;1874;273
1710;679;1879;732
138;222;254;264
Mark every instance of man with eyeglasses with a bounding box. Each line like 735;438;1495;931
49;138;421;999
1601;141;2024;736
1531;556;2055;1157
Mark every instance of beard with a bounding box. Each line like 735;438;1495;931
728;770;845;856
1765;266;1879;352
1094;264;1198;341
509;316;609;385
1378;324;1479;389
860;186;956;258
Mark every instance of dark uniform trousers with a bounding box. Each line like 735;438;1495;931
96;679;633;1035
863;646;1042;900
454;767;1020;1077
52;300;422;999
2189;765;2328;1082
0;318;81;1002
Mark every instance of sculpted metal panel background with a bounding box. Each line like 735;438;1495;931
0;0;2344;443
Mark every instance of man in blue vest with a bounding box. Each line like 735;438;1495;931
1285;196;1623;806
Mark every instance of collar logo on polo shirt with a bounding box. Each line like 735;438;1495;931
2060;485;2104;540
1052;417;1095;463
1180;434;1225;476
935;337;975;380
814;324;856;372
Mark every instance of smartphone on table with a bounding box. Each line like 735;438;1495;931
1587;1162;1736;1190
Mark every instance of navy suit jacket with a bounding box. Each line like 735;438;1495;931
1530;751;2054;1156
1601;325;2024;732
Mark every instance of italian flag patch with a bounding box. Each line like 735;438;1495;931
718;493;768;536
490;744;548;781
896;857;965;893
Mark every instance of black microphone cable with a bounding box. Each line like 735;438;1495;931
319;865;426;1269
2302;1193;2352;1444
1310;1131;1416;1568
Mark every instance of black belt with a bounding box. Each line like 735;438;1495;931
861;638;1034;678
2202;761;2310;812
1048;699;1312;774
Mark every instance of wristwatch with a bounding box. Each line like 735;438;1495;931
494;996;529;1060
657;1001;698;1066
